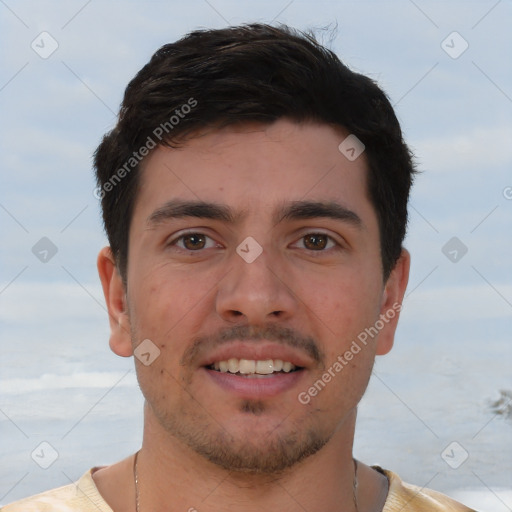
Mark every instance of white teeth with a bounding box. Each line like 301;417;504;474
273;359;283;371
227;358;238;373
210;358;297;375
238;359;256;374
282;361;293;373
255;360;273;375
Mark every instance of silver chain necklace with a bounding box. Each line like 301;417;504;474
133;451;359;512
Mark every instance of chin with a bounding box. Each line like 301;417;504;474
153;397;333;475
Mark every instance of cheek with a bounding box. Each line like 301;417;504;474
129;262;213;337
300;274;383;403
127;263;222;395
304;273;382;339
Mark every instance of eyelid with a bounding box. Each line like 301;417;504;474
166;229;221;249
290;230;344;251
165;228;346;251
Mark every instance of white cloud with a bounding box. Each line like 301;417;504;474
403;283;512;323
0;371;137;394
412;125;512;174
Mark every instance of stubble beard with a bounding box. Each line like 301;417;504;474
132;318;332;474
149;397;331;475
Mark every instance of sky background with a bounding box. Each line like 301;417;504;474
0;0;511;510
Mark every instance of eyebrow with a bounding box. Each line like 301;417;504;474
274;200;363;228
147;200;237;227
146;199;362;229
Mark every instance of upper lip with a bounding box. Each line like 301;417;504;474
198;341;314;369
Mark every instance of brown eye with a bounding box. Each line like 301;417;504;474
182;234;207;250
303;234;329;250
171;232;218;252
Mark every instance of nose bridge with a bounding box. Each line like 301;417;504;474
216;240;296;322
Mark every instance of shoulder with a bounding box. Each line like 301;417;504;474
0;469;112;512
377;467;477;511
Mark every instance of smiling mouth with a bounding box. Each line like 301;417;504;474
206;358;303;377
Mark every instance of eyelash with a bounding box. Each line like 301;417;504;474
169;231;341;253
171;232;219;251
297;233;339;252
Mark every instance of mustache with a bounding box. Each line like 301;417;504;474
180;324;324;367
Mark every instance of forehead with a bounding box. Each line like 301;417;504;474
133;119;375;226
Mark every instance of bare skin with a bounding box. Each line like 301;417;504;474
95;119;409;511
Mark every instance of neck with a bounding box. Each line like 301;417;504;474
136;405;360;512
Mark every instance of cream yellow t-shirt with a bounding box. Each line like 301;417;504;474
1;467;477;511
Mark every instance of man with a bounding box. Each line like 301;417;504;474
2;24;476;512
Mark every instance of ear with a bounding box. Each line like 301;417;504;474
375;248;410;356
97;246;133;357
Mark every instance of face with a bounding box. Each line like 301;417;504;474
99;119;409;474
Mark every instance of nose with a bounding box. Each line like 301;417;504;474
215;244;298;324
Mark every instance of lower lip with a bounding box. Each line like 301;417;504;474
202;367;305;399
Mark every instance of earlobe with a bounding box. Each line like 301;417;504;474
375;249;411;356
97;247;133;358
